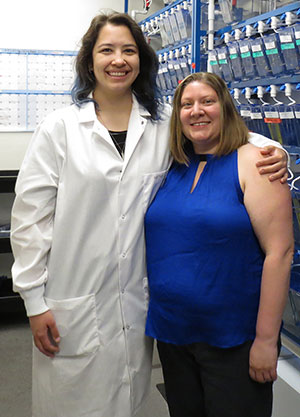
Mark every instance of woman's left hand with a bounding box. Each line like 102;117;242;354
249;338;278;383
256;146;288;183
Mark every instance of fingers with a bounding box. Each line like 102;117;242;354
29;311;60;358
256;156;282;169
268;168;287;182
280;171;288;184
249;367;277;383
259;145;275;156
34;330;59;358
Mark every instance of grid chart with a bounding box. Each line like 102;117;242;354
0;49;77;131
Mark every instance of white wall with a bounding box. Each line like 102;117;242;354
0;0;165;169
1;0;124;50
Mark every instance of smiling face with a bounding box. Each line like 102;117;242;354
180;81;221;154
92;23;140;98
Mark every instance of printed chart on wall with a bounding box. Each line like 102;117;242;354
0;49;77;131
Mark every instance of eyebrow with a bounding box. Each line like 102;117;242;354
96;43;138;49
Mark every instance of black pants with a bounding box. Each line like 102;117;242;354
157;340;277;417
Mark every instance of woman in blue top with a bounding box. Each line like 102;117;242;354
145;72;294;417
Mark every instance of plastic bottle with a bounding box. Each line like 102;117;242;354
168;51;178;89
217;44;233;82
250;37;271;78
158;14;169;48
226;32;244;81
277;26;299;73
163;11;175;47
174;49;185;83
238;37;256;79
157;54;167;93
208;49;223;78
263;32;285;76
163;52;173;91
169;7;181;44
175;1;192;41
179;46;191;78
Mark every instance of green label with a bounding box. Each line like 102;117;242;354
266;48;279;55
230;54;238;59
210;60;218;66
252;51;264;58
296;39;300;46
241;52;251;58
281;43;295;50
219;59;227;64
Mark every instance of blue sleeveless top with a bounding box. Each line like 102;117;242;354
145;150;264;348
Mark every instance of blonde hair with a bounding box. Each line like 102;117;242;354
170;72;249;165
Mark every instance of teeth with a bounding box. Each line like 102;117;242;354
109;72;126;76
192;122;209;126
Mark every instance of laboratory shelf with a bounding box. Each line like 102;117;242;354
216;1;300;36
139;0;187;25
230;74;300;89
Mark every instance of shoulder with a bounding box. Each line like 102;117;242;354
38;104;77;133
238;142;262;164
238;143;266;193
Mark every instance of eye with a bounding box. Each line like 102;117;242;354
124;48;138;55
203;98;217;105
181;102;192;108
99;47;112;54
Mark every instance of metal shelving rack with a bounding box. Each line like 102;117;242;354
135;0;300;354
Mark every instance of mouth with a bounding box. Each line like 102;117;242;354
107;71;128;77
191;122;210;126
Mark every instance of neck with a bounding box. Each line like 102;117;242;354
93;89;133;112
93;90;133;131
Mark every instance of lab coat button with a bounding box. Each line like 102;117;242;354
126;325;130;330
121;252;126;258
121;215;125;220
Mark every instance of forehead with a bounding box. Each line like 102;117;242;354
96;23;137;45
181;81;217;99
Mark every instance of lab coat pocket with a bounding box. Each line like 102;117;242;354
45;294;100;357
142;169;168;214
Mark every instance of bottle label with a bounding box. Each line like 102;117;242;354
279;34;293;43
281;43;295;50
241;52;251;58
279;111;294;119
240;45;249;53
266;48;279;55
265;41;276;49
251;112;263;119
252;44;262;52
253;51;264;58
264;111;279;118
241;109;251;117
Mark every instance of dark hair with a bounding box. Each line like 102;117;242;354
170;72;249;164
71;12;162;120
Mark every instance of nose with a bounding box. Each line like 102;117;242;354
191;103;205;117
112;53;126;66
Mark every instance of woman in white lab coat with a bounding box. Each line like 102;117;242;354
10;12;288;417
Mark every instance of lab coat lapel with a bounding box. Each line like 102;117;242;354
79;101;118;149
122;96;150;175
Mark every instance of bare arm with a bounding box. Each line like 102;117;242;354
238;144;294;383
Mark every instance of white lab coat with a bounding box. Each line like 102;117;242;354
11;96;172;417
11;94;284;417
